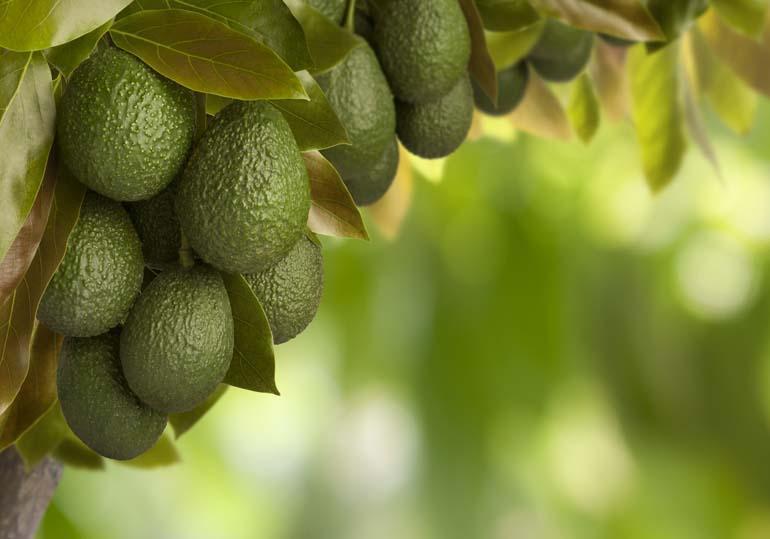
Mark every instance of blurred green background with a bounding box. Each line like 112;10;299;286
37;101;770;539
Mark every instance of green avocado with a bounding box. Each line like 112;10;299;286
120;266;234;413
176;101;310;274
306;0;346;22
396;74;473;159
57;333;167;460
38;192;144;337
527;19;594;82
244;234;324;344
318;41;396;205
346;137;399;206
373;0;471;104
473;62;529;116
57;47;196;201
127;185;181;267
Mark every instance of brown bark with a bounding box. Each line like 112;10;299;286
0;447;61;539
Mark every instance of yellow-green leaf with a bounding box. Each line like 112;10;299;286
15;403;69;470
44;19;113;78
568;74;600;143
169;385;227;439
121;433;180;468
485;22;545;70
475;0;541;31
711;0;769;37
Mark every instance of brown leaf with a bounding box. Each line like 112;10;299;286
509;72;573;140
458;0;498;103
590;41;630;121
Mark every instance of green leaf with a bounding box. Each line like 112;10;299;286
285;0;360;74
0;169;85;416
169;385;227;439
568;73;600;143
0;0;131;51
683;78;720;176
628;44;687;191
0;51;56;265
44;19;113;78
699;10;770;98
272;71;350;151
475;0;541;32
221;273;279;395
645;0;709;47
305;151;369;240
0;324;61;451
110;9;307;100
206;94;233;116
121;0;312;71
528;0;664;41
459;0;498;103
120;433;180;468
485;21;545;70
54;438;105;470
711;0;769;37
15;403;69;470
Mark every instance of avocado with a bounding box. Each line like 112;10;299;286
57;333;167;460
396;74;473;159
317;41;396;204
127;185;181;267
38;192;144;337
473;62;529;116
57;47;197;201
527;19;594;82
120;266;234;413
176;101;310;274
373;0;471;104
346;137;399;206
244;234;324;344
306;0;346;23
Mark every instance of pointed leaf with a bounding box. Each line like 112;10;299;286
305;151;368;240
711;0;769;37
0;170;85;416
120;433;180;468
54;439;105;470
44;19;113;78
459;0;498;102
628;44;687;191
367;144;413;241
485;22;545;70
110;9;307;100
683;78;720;176
15;403;69;470
590;41;630;121
0;0;132;51
509;71;572;140
528;0;664;41
0;51;56;264
272;71;350;151
169;385;227;438
222;273;279;395
568;73;600;143
475;0;541;31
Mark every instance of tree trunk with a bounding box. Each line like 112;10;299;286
0;448;62;539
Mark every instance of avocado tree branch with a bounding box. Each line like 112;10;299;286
0;447;62;539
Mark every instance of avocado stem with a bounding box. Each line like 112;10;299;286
344;0;357;32
179;232;195;269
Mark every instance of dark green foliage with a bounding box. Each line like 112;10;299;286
244;234;324;344
57;333;167;460
373;0;471;104
528;19;594;82
396;74;474;159
176;101;310;274
120;266;234;414
306;0;346;23
473;62;529;116
318;41;396;204
127;185;181;267
38;192;144;337
57;47;196;201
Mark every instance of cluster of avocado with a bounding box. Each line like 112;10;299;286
42;46;323;460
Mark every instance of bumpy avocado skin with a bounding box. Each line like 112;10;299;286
244;234;324;344
473;62;529;116
38;193;144;337
57;333;167;460
127;186;181;267
528;20;594;82
57;47;196;201
317;42;396;203
120;266;234;413
176;101;310;274
373;0;471;104
346;137;399;206
396;74;473;159
307;0;346;22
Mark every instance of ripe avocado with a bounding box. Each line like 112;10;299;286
373;0;471;104
176;101;310;274
38;192;144;337
57;47;196;201
120;266;234;413
306;0;346;22
527;19;594;82
244;234;324;344
396;74;473;159
473;62;529;116
57;333;167;460
317;41;396;204
127;185;181;267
